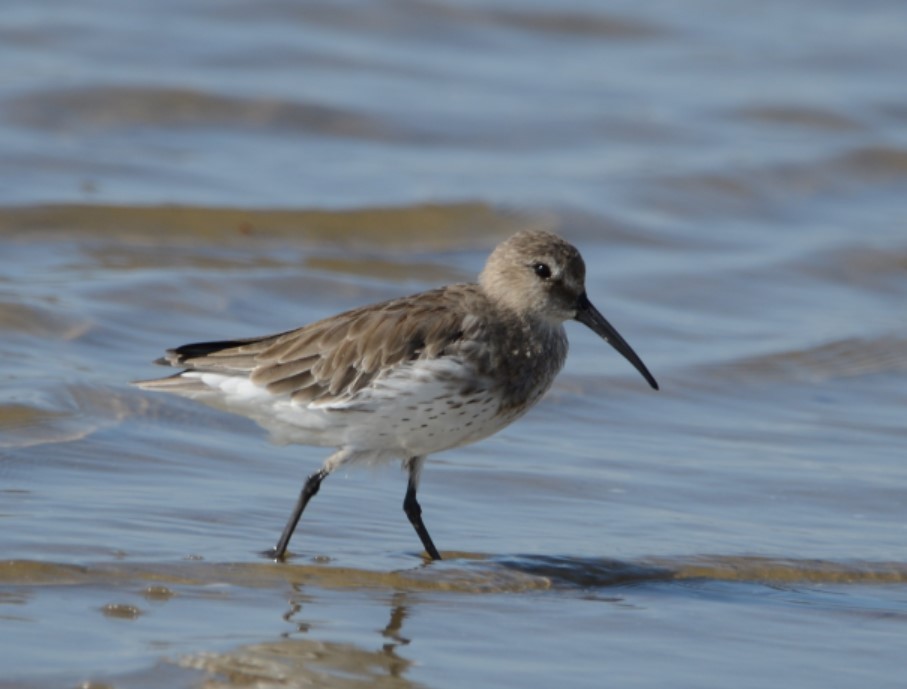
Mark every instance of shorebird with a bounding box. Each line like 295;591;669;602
136;230;658;561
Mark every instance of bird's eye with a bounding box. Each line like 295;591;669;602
532;262;552;280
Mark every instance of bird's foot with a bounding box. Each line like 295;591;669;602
261;547;288;562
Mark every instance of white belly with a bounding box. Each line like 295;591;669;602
181;356;525;461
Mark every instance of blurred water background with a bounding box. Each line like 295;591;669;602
1;1;906;687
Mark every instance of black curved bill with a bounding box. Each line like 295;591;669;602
574;293;659;390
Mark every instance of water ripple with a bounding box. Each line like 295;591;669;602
3;555;905;594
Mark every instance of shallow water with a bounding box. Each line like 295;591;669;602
2;1;907;688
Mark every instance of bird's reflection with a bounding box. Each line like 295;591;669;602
206;585;420;688
380;592;413;676
382;593;411;645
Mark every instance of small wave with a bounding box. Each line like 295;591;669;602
711;334;907;384
733;104;863;131
794;242;907;297
0;300;90;339
5;85;425;143
3;554;905;594
500;554;907;587
0;558;550;595
178;637;422;689
0;383;142;450
482;8;663;40
648;145;907;218
0;202;543;249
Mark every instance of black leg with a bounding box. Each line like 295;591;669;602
265;468;328;561
403;469;441;561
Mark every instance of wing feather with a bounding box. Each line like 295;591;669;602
140;285;489;405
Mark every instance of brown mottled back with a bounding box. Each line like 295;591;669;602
152;284;495;405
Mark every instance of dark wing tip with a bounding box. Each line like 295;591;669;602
173;339;250;359
151;338;260;367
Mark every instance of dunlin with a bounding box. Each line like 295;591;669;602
136;230;658;560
